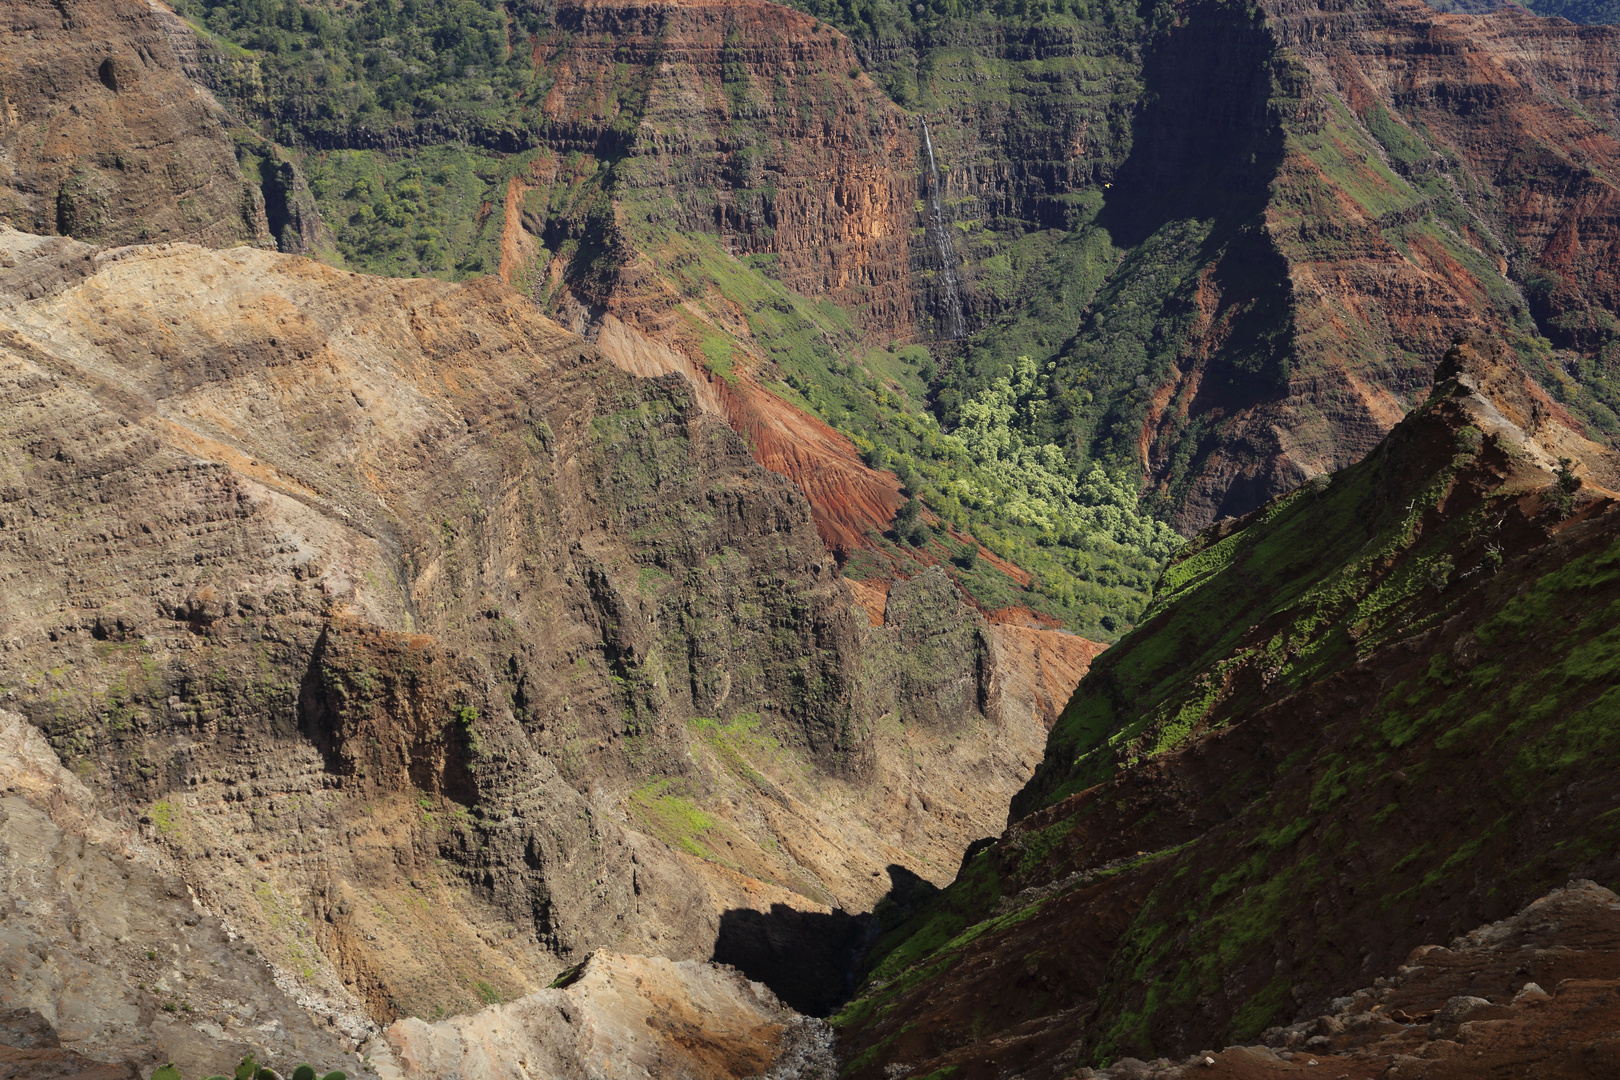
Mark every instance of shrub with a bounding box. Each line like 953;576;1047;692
1547;456;1580;516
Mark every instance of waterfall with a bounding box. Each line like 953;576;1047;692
921;121;966;340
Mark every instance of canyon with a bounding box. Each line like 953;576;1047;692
0;221;1097;1073
141;0;1620;543
1;0;1619;1076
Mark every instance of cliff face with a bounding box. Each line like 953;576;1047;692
0;0;270;247
834;328;1620;1075
0;224;1098;1056
535;0;920;337
507;0;931;555
0;708;377;1079
1268;0;1620;361
1129;0;1620;531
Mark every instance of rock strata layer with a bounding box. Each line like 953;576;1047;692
0;223;1095;1041
0;0;270;248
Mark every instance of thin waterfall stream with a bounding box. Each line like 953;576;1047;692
921;121;966;340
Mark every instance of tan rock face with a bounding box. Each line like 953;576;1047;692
0;0;270;248
0;226;1094;1036
0;708;377;1079
371;949;833;1080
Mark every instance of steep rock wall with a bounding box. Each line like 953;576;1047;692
0;0;270;247
1141;0;1620;530
0;225;1089;1036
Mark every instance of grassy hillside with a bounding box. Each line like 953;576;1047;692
831;332;1620;1073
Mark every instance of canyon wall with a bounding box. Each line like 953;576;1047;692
534;0;922;337
0;0;270;248
0;224;1096;1060
835;328;1620;1074
1120;0;1620;529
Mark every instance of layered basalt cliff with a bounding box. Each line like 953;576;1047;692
834;328;1620;1075
534;0;921;335
1171;0;1620;523
1122;0;1620;529
0;0;270;248
1266;0;1620;365
0;708;376;1079
0;223;1098;1061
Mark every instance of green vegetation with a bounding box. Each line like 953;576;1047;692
608;224;1180;637
172;0;546;144
939;355;1179;558
153;1055;345;1080
302;147;505;277
827;345;1180;634
781;0;1150;113
627;779;719;859
687;714;779;791
148;798;179;837
1518;0;1620;22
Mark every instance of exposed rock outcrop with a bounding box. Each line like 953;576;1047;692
0;223;1095;1041
0;0;271;247
368;949;834;1080
534;0;921;336
507;0;930;555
